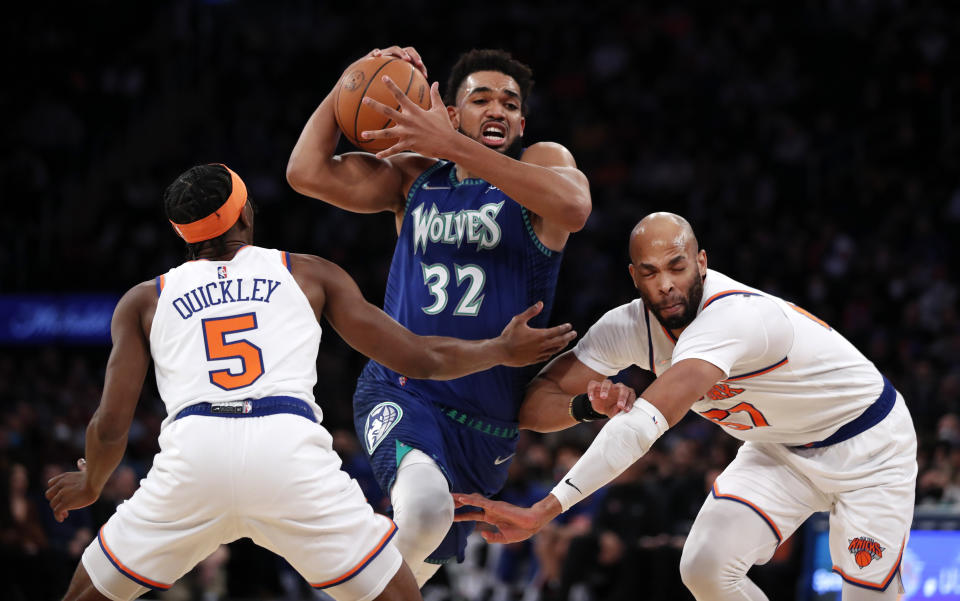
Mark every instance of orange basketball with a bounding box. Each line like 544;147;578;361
855;550;872;568
334;56;431;152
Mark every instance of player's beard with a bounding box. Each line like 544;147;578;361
641;271;705;331
460;127;524;159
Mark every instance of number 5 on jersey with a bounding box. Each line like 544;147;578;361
202;313;264;390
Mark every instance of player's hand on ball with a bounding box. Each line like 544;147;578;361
361;79;456;160
367;46;427;79
45;459;100;523
497;301;576;367
587;378;636;417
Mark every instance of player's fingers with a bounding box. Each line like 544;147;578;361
480;530;508;544
379;46;410;61
361;97;403;121
586;379;600;401
380;76;417;109
368;48;380;57
599;379;612;399
428;81;443;110
453;492;490;509
404;47;427;78
541;322;572;337
44;485;60;501
375;142;408;160
452;510;486;523
514;301;543;324
361;125;401;140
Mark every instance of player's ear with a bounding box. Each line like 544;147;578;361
447;105;459;129
628;263;639;287
238;201;254;229
519;116;525;136
697;249;708;276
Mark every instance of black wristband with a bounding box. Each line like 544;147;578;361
569;393;607;422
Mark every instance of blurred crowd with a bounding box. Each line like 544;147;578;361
2;0;959;599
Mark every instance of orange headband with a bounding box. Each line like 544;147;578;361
169;164;248;243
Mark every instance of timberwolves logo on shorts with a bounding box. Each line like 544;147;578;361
364;402;403;455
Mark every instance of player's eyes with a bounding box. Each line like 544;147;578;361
506;104;519;111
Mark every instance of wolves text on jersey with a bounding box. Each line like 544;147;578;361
411;201;504;254
170;277;282;320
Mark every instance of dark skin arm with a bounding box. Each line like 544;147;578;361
45;281;156;522
362;78;591;247
518;350;643;432
286;46;434;229
289;253;576;379
454;358;725;543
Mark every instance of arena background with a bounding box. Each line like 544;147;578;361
2;1;959;599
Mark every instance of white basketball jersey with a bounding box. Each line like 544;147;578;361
150;246;322;428
574;269;885;445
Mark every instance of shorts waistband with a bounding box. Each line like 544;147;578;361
436;404;519;439
794;376;895;449
174;396;317;423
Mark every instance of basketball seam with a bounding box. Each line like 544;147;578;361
353;58;398;147
376;65;418;132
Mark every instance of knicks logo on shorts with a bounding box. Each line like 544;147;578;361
848;536;885;568
364;402;403;455
705;383;745;401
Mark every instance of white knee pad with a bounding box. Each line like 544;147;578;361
389;450;453;585
680;496;777;601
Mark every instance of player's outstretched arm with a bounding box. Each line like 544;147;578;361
286;46;433;215
45;281;154;522
293;254;576;380
457;358;725;542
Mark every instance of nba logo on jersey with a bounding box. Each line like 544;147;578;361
217;266;228;279
364;402;403;454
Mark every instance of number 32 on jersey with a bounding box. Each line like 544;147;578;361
421;263;486;316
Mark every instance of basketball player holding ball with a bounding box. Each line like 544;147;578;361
287;45;591;585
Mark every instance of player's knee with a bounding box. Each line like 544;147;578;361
394;492;453;535
679;537;742;597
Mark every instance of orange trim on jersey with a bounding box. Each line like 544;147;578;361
711;482;782;543
660;322;678;343
702;289;760;310
98;527;172;590
831;535;905;591
159;275;165;290
724;357;789;381
169;164;247;243
280;251;288;268
310;520;398;589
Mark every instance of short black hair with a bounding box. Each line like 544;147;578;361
444;49;534;115
163;164;244;260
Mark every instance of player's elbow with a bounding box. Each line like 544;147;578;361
285;159;314;196
564;197;591;232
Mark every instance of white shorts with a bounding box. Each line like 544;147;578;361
711;393;917;592
82;413;402;601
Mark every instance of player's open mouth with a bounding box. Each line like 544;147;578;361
481;122;507;147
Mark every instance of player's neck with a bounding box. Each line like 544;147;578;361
454;164;481;183
196;239;251;262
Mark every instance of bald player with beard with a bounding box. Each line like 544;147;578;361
455;213;918;601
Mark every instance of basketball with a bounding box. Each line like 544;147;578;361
334;56;431;152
